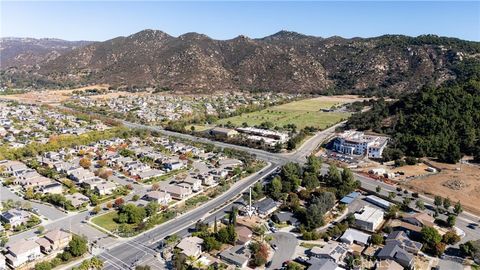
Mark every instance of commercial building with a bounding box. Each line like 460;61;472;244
354;205;384;232
210;127;238;138
365;195;391;209
333;130;388;158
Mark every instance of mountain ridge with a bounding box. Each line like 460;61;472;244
1;30;480;94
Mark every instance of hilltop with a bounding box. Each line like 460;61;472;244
1;30;480;94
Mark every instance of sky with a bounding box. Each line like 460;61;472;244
1;1;479;42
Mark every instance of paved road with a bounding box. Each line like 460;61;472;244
267;232;298;270
99;163;279;270
38;110;479;268
0;185;67;221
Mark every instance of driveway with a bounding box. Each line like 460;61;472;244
267;232;298;270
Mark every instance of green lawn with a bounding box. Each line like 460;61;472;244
217;97;350;130
91;211;120;232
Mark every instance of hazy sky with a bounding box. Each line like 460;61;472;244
1;1;479;41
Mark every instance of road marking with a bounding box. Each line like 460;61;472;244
101;251;132;269
98;254;122;270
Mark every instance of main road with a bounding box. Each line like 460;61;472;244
85;120;342;269
51;114;479;269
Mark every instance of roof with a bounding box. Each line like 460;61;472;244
7;239;39;255
1;209;30;220
376;260;404;270
310;242;348;261
210;127;237;135
44;229;71;243
307;258;339;270
219;244;250;266
273;211;298;224
145;191;170;200
365;195;391;209
340;196;355;204
176;236;203;258
386;231;422;252
340;228;370;245
377;242;413;267
235;226;252;243
254;198;278;213
403;212;435;227
354;205;384;223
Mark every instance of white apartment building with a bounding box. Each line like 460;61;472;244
333;130;388;158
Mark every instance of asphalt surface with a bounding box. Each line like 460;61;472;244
267;232;298;270
94;120;480;269
99;163;279;270
14;110;475;269
0;185;67;221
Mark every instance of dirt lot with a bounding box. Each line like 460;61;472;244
391;163;434;182
404;160;480;215
1;84;109;105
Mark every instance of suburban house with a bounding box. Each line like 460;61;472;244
16;175;52;189
68;168;95;183
309;241;348;263
332;130;388;158
253;198;278;217
4;239;42;268
164;160;185;171
385;231;423;254
0;160;29;176
161;184;192;200
375;260;404;270
306;257;340;270
95;182;117;195
198;174;215;186
135;169;164;181
235;226;253;245
340;228;371;246
272;211;299;226
36;229;72;253
402;212;435;228
176;236;204;259
0;209;32;228
354;205;384;232
65;193;90;208
377;242;414;268
219;245;250;268
81;177;104;190
143;191;172;205
37;182;63;194
181;177;202;192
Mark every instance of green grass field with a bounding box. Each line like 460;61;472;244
91;211;120;232
217;97;351;130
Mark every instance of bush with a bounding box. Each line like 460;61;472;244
371;233;384;245
302;230;320;240
405;156;418;165
35;262;52;270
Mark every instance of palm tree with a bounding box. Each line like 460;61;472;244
186;255;197;266
193;260;206;269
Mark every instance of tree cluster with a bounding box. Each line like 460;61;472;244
345;59;480;164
